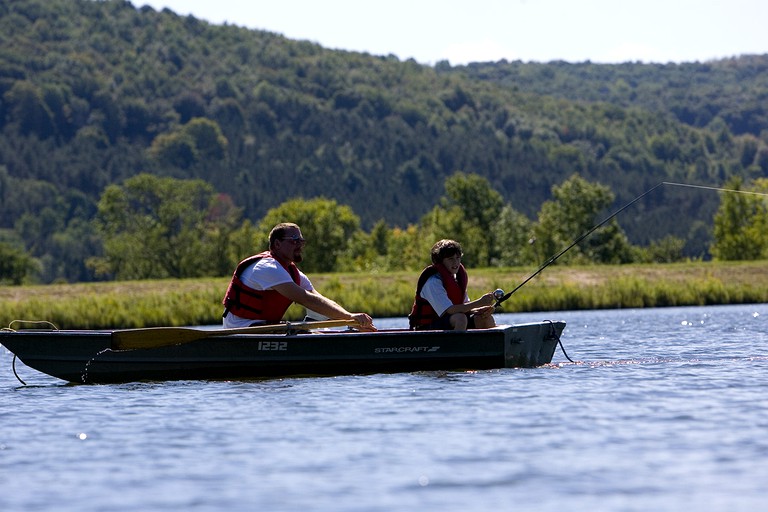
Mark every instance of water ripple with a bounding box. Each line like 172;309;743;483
2;303;768;511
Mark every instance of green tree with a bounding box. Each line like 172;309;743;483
49;217;104;282
639;235;687;263
3;80;55;138
534;174;634;264
386;224;431;271
419;205;486;268
335;219;394;272
91;174;226;279
183;118;228;160
148;118;228;168
148;132;197;168
440;172;505;266
204;193;246;276
369;219;391;257
492;206;535;266
257;197;362;273
0;241;38;285
710;177;768;260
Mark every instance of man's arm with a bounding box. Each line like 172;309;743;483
272;282;376;330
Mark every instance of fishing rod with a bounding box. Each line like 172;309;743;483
495;180;768;307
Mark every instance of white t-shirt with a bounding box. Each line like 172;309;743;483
223;257;313;328
420;274;470;317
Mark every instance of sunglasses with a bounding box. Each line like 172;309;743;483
281;235;307;245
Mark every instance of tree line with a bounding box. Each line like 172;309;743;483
1;0;767;284
5;171;767;285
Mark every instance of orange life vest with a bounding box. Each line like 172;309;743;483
222;251;301;322
408;263;468;329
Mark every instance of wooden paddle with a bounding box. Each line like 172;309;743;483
111;319;358;351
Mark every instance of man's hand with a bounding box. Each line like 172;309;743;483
350;313;377;331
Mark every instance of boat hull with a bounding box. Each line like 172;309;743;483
1;322;566;384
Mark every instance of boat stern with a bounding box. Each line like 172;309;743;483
502;321;565;367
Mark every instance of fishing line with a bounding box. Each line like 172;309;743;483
663;181;768;197
495;179;768;306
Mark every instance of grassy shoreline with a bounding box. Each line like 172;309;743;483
2;261;767;329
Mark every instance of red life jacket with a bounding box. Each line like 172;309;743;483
408;263;468;329
222;251;301;322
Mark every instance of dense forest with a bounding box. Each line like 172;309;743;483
1;0;767;284
455;57;768;137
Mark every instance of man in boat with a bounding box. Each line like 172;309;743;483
222;222;376;331
408;239;496;331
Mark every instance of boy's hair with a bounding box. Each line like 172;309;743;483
430;239;463;265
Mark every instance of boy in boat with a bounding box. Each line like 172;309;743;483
408;239;496;331
222;222;376;331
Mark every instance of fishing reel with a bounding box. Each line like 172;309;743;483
492;288;505;309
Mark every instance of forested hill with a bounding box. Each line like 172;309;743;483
455;57;768;137
1;0;767;282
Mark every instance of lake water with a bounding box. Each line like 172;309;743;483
2;304;767;511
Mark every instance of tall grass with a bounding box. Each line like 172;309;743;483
2;261;767;329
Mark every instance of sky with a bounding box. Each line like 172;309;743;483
139;0;767;66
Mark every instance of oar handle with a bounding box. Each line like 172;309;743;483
112;319;359;351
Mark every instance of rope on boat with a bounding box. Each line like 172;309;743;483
546;320;574;363
12;355;27;385
7;320;59;330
